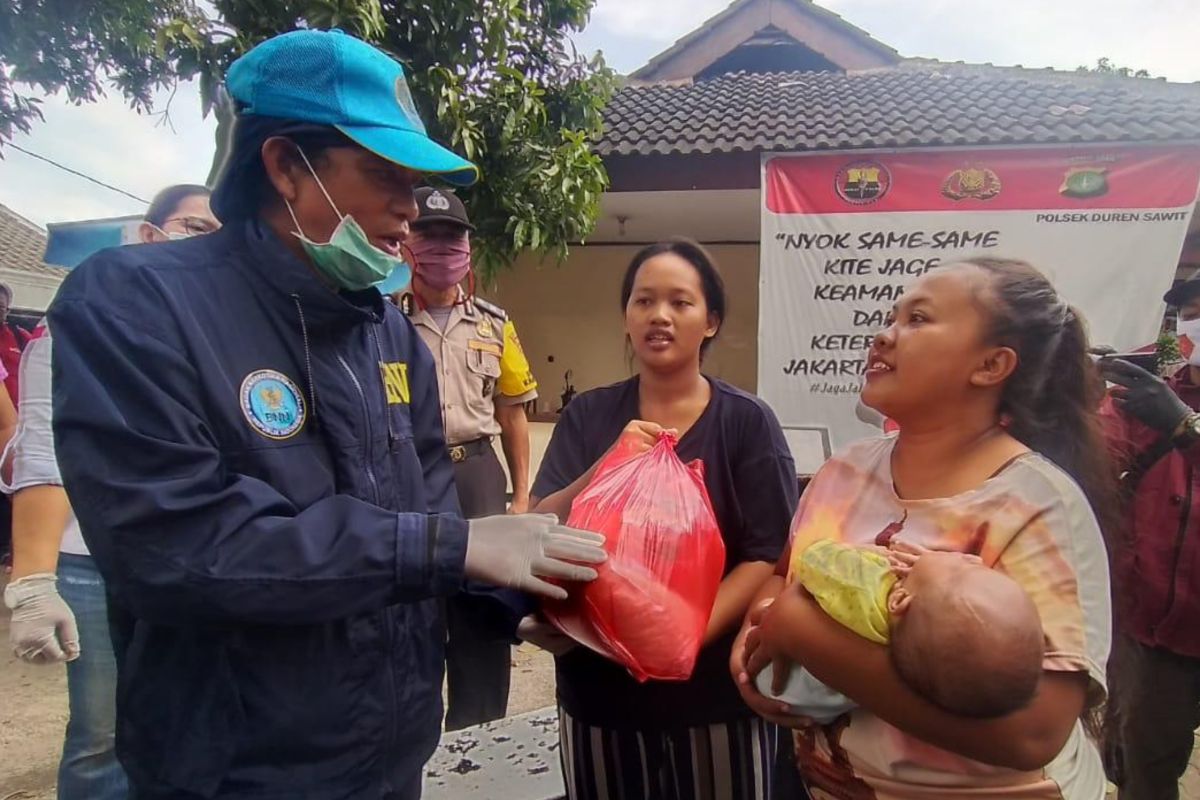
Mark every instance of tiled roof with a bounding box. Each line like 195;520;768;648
599;61;1200;157
629;0;899;81
0;204;68;279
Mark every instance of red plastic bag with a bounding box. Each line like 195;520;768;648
545;433;726;682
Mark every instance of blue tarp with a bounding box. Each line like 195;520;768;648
44;216;142;269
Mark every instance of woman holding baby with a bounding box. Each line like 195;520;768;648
736;258;1117;799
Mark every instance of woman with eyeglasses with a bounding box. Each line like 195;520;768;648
137;183;220;243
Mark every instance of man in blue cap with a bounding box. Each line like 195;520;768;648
47;30;604;800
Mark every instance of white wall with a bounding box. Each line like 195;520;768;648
491;421;556;496
1;269;64;313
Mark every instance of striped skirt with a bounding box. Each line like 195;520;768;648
558;706;783;800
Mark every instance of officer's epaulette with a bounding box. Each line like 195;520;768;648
472;297;508;322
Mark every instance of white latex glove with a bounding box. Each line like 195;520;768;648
517;614;578;656
4;573;80;664
465;513;606;600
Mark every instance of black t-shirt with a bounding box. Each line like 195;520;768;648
532;376;798;729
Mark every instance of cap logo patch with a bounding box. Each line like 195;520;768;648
427;191;451;211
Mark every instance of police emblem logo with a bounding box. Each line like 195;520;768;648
835;161;891;205
426;191;451;211
1060;167;1109;199
941;167;1002;201
476;318;495;338
240;369;306;440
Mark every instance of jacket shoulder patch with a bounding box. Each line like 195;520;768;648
240;369;306;440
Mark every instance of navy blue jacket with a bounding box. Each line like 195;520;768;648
49;221;474;799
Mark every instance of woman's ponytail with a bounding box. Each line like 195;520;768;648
968;259;1121;547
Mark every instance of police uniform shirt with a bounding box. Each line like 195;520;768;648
402;292;538;446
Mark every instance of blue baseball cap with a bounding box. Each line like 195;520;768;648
224;29;477;186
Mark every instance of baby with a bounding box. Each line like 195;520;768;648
756;538;1044;721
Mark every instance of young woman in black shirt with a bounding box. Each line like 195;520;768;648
526;239;799;800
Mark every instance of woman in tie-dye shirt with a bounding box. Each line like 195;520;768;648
734;259;1118;799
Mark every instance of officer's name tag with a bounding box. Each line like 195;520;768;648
467;339;502;357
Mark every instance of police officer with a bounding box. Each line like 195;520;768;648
46;30;605;800
398;187;538;729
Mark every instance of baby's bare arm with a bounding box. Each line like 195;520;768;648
887;538;982;576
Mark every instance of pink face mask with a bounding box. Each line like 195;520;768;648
409;233;471;290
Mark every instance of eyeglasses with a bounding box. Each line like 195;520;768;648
162;216;220;236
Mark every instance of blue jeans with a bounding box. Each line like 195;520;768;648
57;553;128;800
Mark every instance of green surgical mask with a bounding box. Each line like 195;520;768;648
284;148;411;292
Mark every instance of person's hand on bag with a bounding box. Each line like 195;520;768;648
4;573;80;664
605;420;678;461
516;614;578;656
465;513;606;600
1101;358;1192;434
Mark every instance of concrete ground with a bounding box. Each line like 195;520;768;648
1;596;1196;799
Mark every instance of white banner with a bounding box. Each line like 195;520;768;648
759;146;1200;460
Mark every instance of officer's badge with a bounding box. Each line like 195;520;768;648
941;167;1001;201
240;369;306;440
476;318;495;338
1060;167;1109;199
